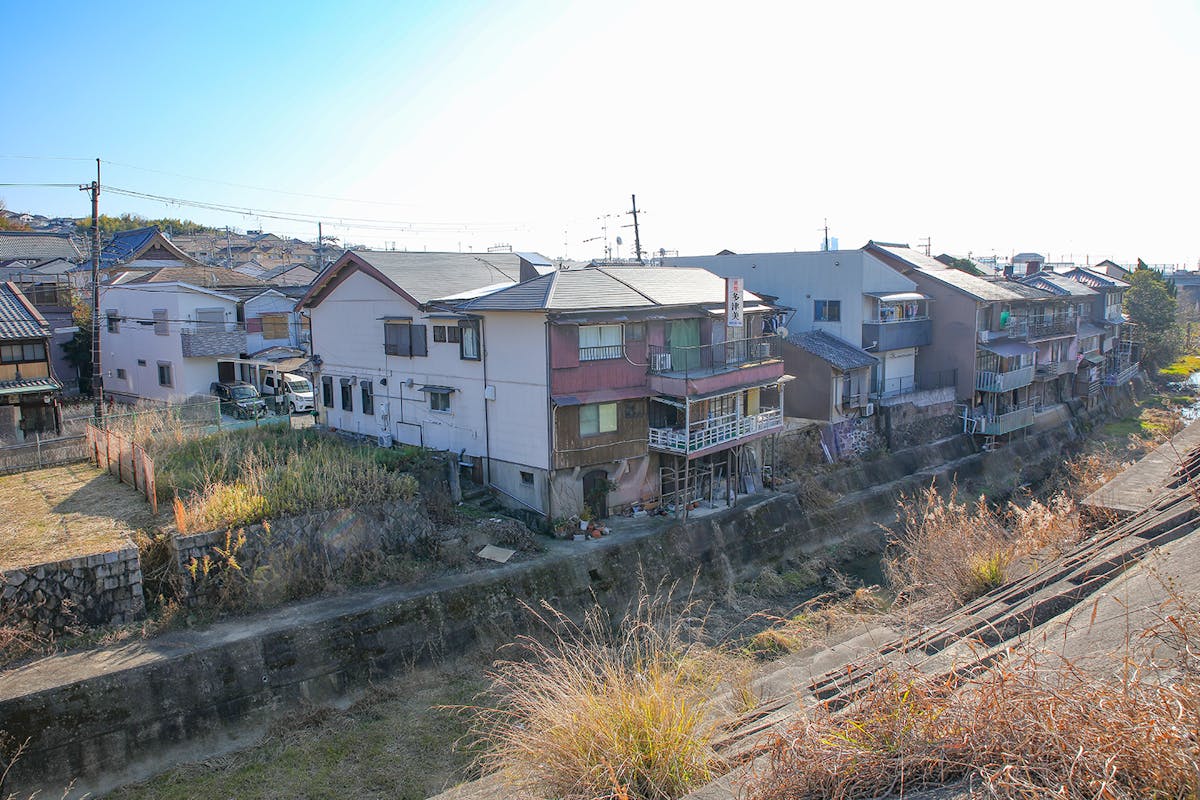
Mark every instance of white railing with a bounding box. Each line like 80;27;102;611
648;408;782;454
976;364;1035;393
1103;363;1139;386
965;406;1035;436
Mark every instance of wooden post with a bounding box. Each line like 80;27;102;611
105;430;112;475
131;444;140;491
145;455;157;514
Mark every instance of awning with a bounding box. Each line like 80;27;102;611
418;385;457;393
707;303;775;316
0;377;61;396
864;291;930;302
657;374;795;404
981;340;1037;358
1078;323;1105;339
553;386;648;406
1082;353;1105;366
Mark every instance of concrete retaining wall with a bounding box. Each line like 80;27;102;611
1;546;144;635
0;401;1117;798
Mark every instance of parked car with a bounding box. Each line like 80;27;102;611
211;381;267;419
260;372;315;413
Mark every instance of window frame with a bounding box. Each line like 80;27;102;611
321;376;333;408
0;342;47;364
384;322;428;357
152;309;168;336
340;380;353;411
579;401;618;436
260;313;289;340
429;390;451;413
578;324;623;361
459;319;480;361
361;380;374;415
814;300;841;323
156;361;173;388
105;310;120;334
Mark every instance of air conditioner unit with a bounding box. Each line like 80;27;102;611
863;402;875;417
651;352;672;371
377;432;394;448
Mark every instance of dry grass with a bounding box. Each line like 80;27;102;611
0;462;157;570
464;589;747;800
747;588;889;658
749;642;1200;800
884;482;1089;612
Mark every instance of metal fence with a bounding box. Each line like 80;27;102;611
874;369;958;399
0;432;89;475
85;424;158;513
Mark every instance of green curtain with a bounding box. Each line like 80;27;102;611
669;319;701;372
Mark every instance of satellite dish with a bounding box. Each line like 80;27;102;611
616;236;623;245
777;326;790;339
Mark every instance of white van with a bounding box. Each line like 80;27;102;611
261;372;315;413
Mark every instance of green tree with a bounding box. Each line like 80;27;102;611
73;213;218;237
0;198;31;231
1125;264;1180;370
62;295;93;394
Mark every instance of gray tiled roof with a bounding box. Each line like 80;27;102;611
787;329;876;371
0;282;50;340
868;243;1053;303
1064;267;1130;290
352;250;528;305
1019;272;1098;298
122;266;267;288
458;266;761;312
0;232;82;262
0;376;61;394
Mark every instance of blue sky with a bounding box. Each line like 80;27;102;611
3;0;1198;266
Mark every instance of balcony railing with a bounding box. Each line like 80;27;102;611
579;344;624;361
181;322;247;358
862;317;932;350
1105;309;1125;324
968;406;1035;436
647;335;781;379
976;364;1035;393
978;320;1028;342
1035;359;1077;380
1027;316;1077;340
648;408;782;455
875;369;958;400
1102;363;1139;386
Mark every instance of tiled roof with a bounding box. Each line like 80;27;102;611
788;329;876;371
867;242;1053;303
0;282;50;340
1064;267;1130;290
458;266;761;312
1019;272;1098;298
0;231;83;262
0;376;61;394
351;250;527;305
122;266;267;288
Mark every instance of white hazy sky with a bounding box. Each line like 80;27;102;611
4;0;1197;265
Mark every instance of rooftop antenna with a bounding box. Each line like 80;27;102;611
823;218;830;251
919;236;931;257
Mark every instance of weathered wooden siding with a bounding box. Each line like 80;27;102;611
553;399;648;470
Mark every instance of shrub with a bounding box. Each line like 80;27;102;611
465;590;740;800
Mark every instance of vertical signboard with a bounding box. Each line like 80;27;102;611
726;277;745;327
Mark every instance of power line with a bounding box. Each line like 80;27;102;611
0;183;86;188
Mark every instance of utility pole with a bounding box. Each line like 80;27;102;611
79;159;102;423
318;221;324;269
225;226;232;269
628;194;644;264
919;236;931;257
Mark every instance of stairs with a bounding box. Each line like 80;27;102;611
461;481;503;512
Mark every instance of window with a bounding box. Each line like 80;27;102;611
261;314;289;340
430;390;451;412
322;376;333;408
433;325;447;342
116;368;127;380
814;300;841;322
446;325;462;343
579;324;623;360
157;361;173;387
340;380;353;411
106;310;119;333
625;323;645;341
460;320;480;360
137;359;146;366
580;402;618;436
0;342;46;363
384;322;428;357
153;309;168;336
361;380;374;415
520;470;534;485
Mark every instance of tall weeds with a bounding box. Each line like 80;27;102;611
465;590;740;800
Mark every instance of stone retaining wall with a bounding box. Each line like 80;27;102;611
1;546;145;634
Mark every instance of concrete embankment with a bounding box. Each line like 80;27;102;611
0;406;1106;798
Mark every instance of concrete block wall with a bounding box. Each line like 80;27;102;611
1;546;145;634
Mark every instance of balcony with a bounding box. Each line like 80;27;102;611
648;335;784;397
1027;316;1077;340
861;317;932;350
648;408;782;456
970;406;1035;436
978;320;1028;343
180;323;247;358
1105;309;1125;325
976;364;1035;393
1034;360;1077;380
1102;363;1139;386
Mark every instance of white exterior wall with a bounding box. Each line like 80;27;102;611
477;311;550;471
309;270;487;455
100;284;237;402
666;250;915;347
